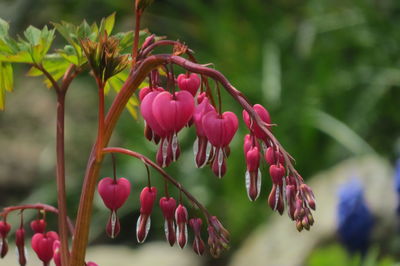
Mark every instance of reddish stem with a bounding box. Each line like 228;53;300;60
103;147;211;217
0;203;74;235
132;9;142;68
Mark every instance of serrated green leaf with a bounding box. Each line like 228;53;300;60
24;26;42;45
57;45;80;65
98;12;116;37
104;12;116;35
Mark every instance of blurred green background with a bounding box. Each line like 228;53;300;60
0;0;400;265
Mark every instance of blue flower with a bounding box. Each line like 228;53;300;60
337;179;373;254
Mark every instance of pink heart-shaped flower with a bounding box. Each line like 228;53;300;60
31;231;59;263
97;177;131;211
140;91;167;137
152;91;195;134
202;111;238;147
139;86;164;102
140;186;157;215
177;73;201;96
242;104;271;140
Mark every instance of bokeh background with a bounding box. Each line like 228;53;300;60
0;0;400;265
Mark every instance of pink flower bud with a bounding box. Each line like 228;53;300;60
268;185;284;215
152;91;195;134
140;187;157;215
265;147;284;165
269;164;285;186
15;228;27;266
175;204;188;249
97;177;131;211
242;104;271;140
159;197;177;246
0;221;11;238
141;34;155;50
300;184;316;210
86;262;98;266
189;218;205;256
193;96;215;137
246;147;260;172
31;231;59;264
30;219;46;234
137;187;157;243
1;238;8;258
177;73;201;96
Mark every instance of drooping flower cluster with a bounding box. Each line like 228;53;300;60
140;70;238;178
0;210;93;266
337;179;373;254
242;104;316;230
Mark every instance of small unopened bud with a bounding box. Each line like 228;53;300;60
15;228;27;266
175;204;188;249
300;184;316;210
30;219;46;234
296;220;303;232
189;218;205;256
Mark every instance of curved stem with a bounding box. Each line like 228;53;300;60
0;203;74;235
96;79;105;161
103;147;211;216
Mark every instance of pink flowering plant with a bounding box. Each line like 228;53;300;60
0;0;315;265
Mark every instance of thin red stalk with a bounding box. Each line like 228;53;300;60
56;91;70;266
96;79;105;161
103;147;210;216
131;9;142;68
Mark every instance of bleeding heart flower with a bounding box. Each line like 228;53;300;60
242;104;271;140
97;177;131;211
15;227;27;266
152;91;195;134
177;73;201;96
189;218;205;256
245;146;262;201
175;204;188;249
202;111;238;148
52;240;61;266
269;164;285;186
30;219;46;234
268;184;284;215
137;187;157;243
265;147;284;165
139;86;164;102
31;231;59;264
159;197;177;246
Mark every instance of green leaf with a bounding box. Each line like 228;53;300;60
0;62;13;110
27;54;70;88
57;45;80;65
103;12;116;35
0;50;33;63
0;18;9;37
105;69;144;119
24;26;42;45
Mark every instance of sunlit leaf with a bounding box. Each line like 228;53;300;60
0;62;13;110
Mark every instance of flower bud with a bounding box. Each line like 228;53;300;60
137;187;157;243
0;221;11;238
265;147;284;165
189;218;205;256
269;164;285;186
159;197;177;246
30;219;46;234
177;73;201;96
15;227;27;266
175;204;188;249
